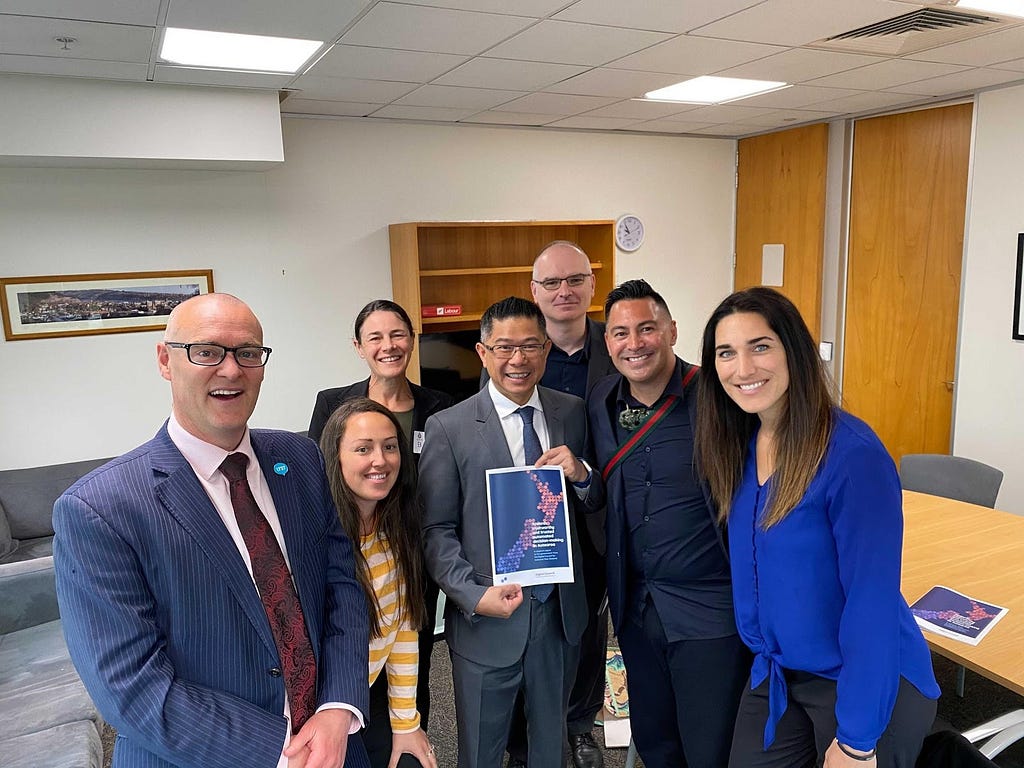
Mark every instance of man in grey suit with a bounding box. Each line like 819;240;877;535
420;296;603;768
53;293;370;768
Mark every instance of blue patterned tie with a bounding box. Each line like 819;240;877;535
517;406;553;602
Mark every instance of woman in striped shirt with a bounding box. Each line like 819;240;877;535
321;398;438;768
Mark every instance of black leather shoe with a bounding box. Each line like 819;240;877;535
569;731;604;768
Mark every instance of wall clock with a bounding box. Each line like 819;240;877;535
615;214;644;252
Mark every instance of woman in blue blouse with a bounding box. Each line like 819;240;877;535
694;287;939;768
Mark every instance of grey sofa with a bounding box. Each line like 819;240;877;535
0;556;105;767
0;457;110;564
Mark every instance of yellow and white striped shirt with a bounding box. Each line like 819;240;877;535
362;530;421;733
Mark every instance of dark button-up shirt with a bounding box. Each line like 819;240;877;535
613;360;735;640
541;336;590;399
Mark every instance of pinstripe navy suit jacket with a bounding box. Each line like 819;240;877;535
53;424;370;768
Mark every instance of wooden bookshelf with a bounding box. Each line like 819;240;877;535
389;220;615;381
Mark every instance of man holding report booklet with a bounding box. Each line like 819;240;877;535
420;296;604;768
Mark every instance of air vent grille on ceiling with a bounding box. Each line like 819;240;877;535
811;7;1004;55
828;8;996;39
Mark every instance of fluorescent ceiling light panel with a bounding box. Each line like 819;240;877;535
956;0;1024;17
644;76;789;104
161;28;323;73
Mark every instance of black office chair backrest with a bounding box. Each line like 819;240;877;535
915;730;997;768
899;454;1003;508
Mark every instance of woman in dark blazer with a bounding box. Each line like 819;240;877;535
308;298;453;735
308;299;453;458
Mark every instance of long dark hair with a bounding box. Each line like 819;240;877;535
319;397;425;637
353;299;414;342
695;287;835;528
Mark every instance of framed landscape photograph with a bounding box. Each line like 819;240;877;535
1015;233;1024;341
0;270;214;341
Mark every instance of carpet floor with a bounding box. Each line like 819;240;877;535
101;646;1024;767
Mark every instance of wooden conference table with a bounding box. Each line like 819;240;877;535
901;490;1024;697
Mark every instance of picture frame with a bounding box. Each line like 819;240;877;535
0;270;214;341
1015;235;1024;341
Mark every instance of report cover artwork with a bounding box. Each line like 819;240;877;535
486;466;574;588
910;585;1008;646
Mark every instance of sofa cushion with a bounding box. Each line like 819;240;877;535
1;719;103;768
0;457;110;540
0;508;14;561
0;557;60;634
0;619;103;741
1;535;54;564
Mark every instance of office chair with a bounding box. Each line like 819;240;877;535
898;453;1004;696
899;454;1003;508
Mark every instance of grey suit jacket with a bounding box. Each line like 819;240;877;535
419;386;603;668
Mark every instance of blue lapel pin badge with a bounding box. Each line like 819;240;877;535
273;462;289;476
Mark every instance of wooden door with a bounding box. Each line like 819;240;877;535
843;103;972;460
736;123;828;338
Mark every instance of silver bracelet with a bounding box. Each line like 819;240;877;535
837;742;876;761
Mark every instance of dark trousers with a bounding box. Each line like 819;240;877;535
363;672;424;768
728;671;937;768
418;576;440;729
617;599;750;768
451;594;579;768
507;518;608;761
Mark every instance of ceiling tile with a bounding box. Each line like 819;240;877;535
543;67;683;97
627;119;717;133
165;0;371;40
461;111;555;125
906;25;1024;68
0;53;147;80
690;123;755;136
882;67;1024;97
153;66;293;89
581;98;699;119
734;108;839;127
281;98;378;117
804;89;929;113
991;57;1024;73
807;58;967;90
691;0;913;47
493;91;618;115
553;0;763;33
547;115;642;129
396;0;567;16
309;45;467;82
731;84;864;109
0;15;154;61
340;3;534;55
607;35;783;76
290;74;419;103
672;103;778;122
369;104;478;121
716;47;886;83
394;84;524;109
486;20;672;66
0;1;160;26
434;57;587;90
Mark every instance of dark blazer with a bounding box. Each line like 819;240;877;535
307;378;454;456
587;360;727;634
419;386;605;668
53;426;370;768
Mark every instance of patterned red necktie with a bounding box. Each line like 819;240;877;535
220;452;317;734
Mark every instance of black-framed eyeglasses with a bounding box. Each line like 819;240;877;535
531;273;592;292
164;342;272;368
480;341;549;360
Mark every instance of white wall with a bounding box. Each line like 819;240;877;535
954;84;1024;513
0;116;736;470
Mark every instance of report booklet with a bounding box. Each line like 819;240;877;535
486;465;574;588
910;585;1009;646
